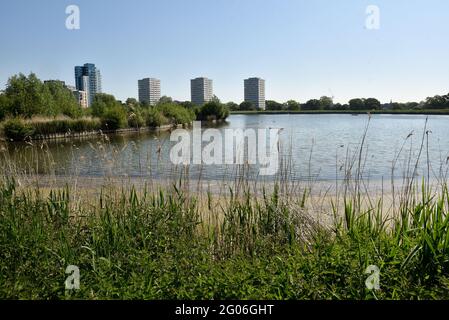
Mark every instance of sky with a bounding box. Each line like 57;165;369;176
0;0;448;104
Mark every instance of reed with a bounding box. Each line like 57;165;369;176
0;120;449;300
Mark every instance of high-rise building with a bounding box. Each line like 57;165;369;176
191;77;213;106
244;77;266;110
138;78;161;105
72;90;88;109
74;63;102;107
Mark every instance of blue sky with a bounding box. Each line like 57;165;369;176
0;0;448;103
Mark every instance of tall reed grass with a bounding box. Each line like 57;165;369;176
0;117;449;299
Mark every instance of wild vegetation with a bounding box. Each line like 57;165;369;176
227;94;449;112
0;118;449;300
0;73;229;141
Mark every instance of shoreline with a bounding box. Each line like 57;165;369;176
231;110;449;115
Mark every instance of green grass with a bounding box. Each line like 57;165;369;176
0;176;449;300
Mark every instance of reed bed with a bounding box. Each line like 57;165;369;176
0;118;449;299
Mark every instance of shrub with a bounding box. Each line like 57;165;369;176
101;106;127;130
31;118;101;136
128;111;145;128
156;103;195;125
71;118;102;132
2;118;35;141
146;109;168;127
197;101;230;121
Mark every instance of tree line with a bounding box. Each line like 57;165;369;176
226;95;449;111
0;73;229;140
2;72;449;124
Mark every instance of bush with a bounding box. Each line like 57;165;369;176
2;118;35;141
101;106;127;130
146;109;168;127
128;111;145;128
156;103;195;125
31;118;101;136
197;101;230;121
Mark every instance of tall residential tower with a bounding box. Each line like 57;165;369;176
244;77;266;110
74;63;102;107
191;77;213;106
138;78;161;105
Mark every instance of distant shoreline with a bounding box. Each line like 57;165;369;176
231;109;449;116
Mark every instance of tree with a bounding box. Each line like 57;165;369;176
364;98;381;110
125;98;140;110
349;98;365;110
91;93;122;117
158;96;173;105
101;105;128;130
266;100;285;111
4;73;49;117
44;81;81;118
197;101;230;121
226;102;239;111
302;99;321;110
179;101;195;109
211;95;221;103
156;103;195;125
286;100;300;111
319;96;333;110
0;93;9;120
333;103;348;110
239;101;256;111
425;95;449;109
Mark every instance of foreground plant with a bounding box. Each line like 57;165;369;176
0;176;448;300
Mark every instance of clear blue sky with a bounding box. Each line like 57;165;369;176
1;0;448;104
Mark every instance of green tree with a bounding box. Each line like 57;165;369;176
425;95;449;109
156;103;195;125
211;95;221;103
364;98;381;110
180;101;195;109
226;102;239;111
349;98;365;110
101;105;128;130
91;93;122;117
286;100;300;111
125;98;141;110
44;81;81;118
319;96;333;110
239;101;256;111
266;100;285;111
0;93;9;120
4;73;49;117
158;96;172;105
302;99;321;110
197;101;230;121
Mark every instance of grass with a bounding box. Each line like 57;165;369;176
1;117;449;300
0;175;449;299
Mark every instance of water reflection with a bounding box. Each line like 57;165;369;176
2;114;449;182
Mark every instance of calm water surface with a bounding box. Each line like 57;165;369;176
3;114;449;182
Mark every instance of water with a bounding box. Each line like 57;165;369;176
3;114;449;182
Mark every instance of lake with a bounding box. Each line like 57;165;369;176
3;113;449;182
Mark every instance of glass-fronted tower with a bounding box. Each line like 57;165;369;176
74;63;102;107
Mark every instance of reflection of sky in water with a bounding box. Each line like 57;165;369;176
4;114;449;181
